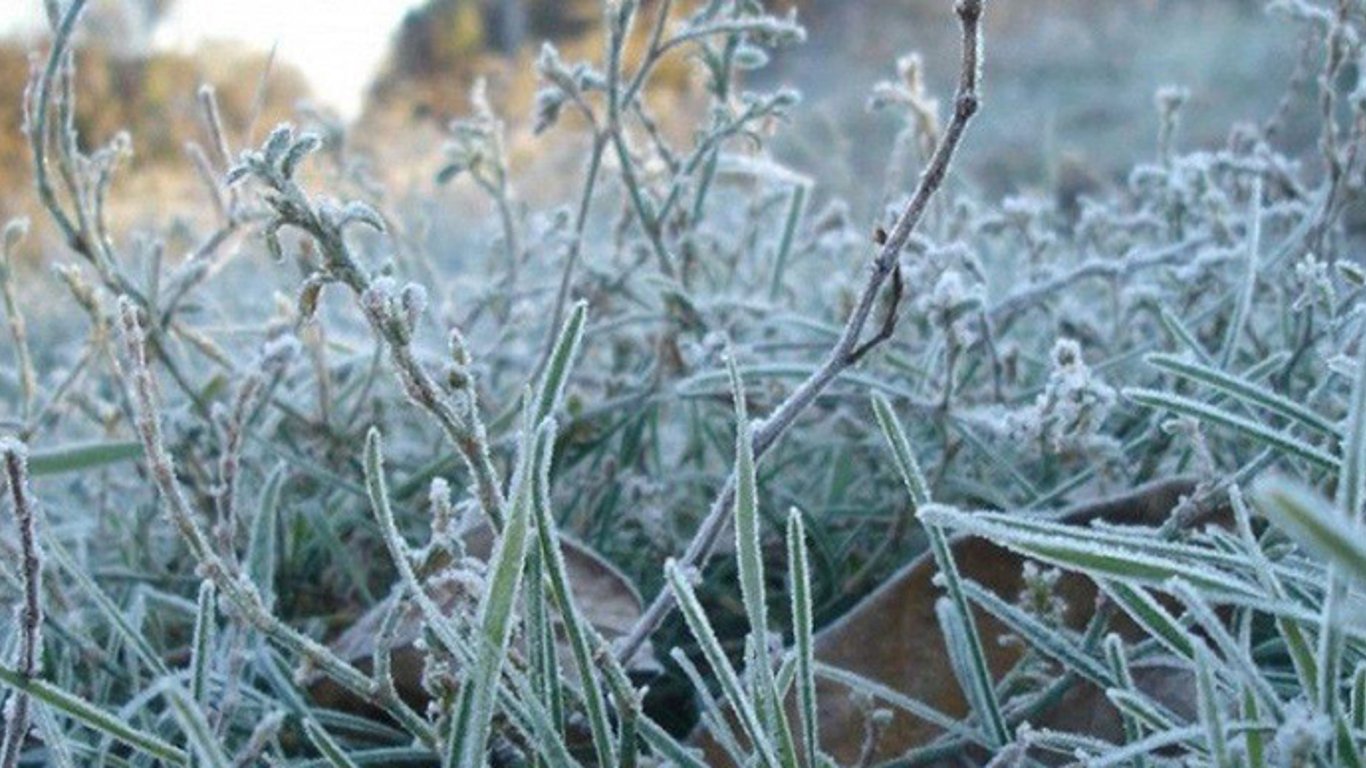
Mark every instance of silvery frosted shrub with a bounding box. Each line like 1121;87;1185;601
2;0;1366;765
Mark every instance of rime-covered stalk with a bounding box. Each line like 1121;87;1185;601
0;222;35;424
0;439;41;768
114;299;435;747
28;0;244;427
227;133;507;528
617;0;987;663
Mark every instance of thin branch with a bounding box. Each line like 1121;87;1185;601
848;262;904;364
114;299;435;747
0;439;41;768
615;0;987;663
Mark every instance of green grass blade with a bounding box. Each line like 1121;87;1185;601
0;664;188;766
962;580;1111;687
871;391;1008;747
870;391;931;506
1194;645;1230;767
246;463;285;609
1100;581;1196;661
189;581;216;708
1252;476;1366;588
1103;635;1147;768
1146;353;1338;436
304;718;361;768
25;440;142;476
727;353;798;765
922;506;1259;600
534;300;587;423
787;510;818;766
1219;176;1260;370
443;419;539;767
1124;388;1337;470
666;559;782;768
165;684;231;768
530;426;619;768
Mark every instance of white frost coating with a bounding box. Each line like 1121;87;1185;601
998;338;1117;459
0;438;27;462
1270;700;1331;765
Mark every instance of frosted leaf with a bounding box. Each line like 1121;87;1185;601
1291;252;1333;313
280;133;323;178
1017;561;1067;627
733;43;770;71
998;338;1116;458
2;218;28;252
925;268;985;339
399;283;428;332
261;123;294;167
532;87;566;135
943;507;1260;599
259;334;301;372
224;162;253;186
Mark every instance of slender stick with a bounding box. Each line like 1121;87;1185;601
616;0;987;663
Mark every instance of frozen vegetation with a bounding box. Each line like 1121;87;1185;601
4;0;1366;766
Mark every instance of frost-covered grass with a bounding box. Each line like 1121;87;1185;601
4;0;1366;765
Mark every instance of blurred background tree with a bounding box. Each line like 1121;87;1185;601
364;0;602;124
0;0;308;227
0;0;1305;237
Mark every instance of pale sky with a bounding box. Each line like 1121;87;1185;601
3;1;426;119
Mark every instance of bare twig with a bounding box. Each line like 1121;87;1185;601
616;0;988;663
848;262;904;364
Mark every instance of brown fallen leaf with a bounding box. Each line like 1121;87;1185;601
308;521;657;717
692;476;1218;766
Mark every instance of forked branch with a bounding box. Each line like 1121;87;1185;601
616;0;987;663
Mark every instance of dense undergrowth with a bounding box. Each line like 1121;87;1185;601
4;0;1366;765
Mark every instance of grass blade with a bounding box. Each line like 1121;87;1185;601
441;418;538;766
1194;645;1230;767
871;392;1008;746
246;463;285;609
304;718;361;768
1146;353;1338;437
666;559;781;768
534;299;587;423
1124;388;1337;470
25;440;141;476
1251;476;1366;588
0;664;187;766
787;510;819;765
189;581;216;708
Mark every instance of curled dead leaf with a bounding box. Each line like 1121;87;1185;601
692;477;1218;766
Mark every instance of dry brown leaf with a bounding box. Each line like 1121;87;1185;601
692;477;1215;766
308;521;656;716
